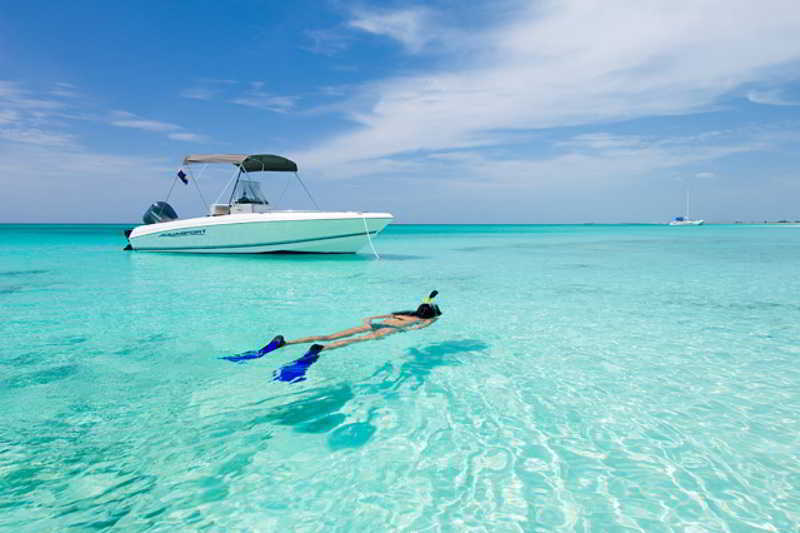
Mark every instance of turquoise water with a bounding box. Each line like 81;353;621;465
1;224;799;531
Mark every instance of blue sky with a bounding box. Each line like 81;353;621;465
2;0;800;223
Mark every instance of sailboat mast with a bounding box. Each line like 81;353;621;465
685;188;690;219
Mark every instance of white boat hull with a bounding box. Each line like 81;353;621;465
668;219;704;226
127;211;393;253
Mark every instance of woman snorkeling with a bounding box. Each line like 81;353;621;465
221;291;442;383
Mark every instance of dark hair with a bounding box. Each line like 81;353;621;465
393;291;442;318
414;303;442;319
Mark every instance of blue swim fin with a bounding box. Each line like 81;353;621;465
221;335;286;363
258;335;286;355
273;344;324;383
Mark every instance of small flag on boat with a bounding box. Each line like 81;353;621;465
177;168;188;184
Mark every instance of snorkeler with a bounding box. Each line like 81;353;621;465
284;290;442;350
221;291;442;383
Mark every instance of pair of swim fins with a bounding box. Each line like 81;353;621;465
220;335;324;384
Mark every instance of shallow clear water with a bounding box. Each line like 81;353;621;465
1;224;798;531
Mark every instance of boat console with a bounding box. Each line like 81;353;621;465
229;202;270;214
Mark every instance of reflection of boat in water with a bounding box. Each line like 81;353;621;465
669;188;703;226
125;154;393;254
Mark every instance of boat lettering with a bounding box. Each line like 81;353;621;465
159;229;206;238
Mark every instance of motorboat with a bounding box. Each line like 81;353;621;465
124;154;393;253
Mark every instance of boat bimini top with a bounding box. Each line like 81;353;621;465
170;153;320;218
183;153;298;173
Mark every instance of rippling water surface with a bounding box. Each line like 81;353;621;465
1;224;798;531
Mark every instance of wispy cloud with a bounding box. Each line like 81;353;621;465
109;111;209;142
179;79;238;101
0;110;20;125
179;78;295;113
0;127;74;146
303;28;353;56
746;88;800;106
311;130;766;189
180;87;217;101
50;82;79;98
0;80;64;110
0;142;173;223
0;81;78;146
230;90;296;113
110;115;181;132
349;7;433;53
297;1;800;176
167;132;209;142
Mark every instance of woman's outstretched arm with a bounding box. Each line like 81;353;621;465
403;318;437;331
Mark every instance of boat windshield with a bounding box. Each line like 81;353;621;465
232;179;268;205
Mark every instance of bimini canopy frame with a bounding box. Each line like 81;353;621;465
183;154;298;173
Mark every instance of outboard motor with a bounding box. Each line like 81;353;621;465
142;201;178;225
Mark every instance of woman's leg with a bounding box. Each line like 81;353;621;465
322;327;398;351
286;324;371;345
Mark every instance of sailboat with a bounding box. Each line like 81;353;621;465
669;188;704;226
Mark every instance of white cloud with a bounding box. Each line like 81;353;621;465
0;80;64;110
300;128;768;198
695;171;716;178
0;110;19;124
298;1;800;176
349;7;432;53
180;80;296;113
0;127;74;146
50;88;78;98
108;111;208;141
179;79;238;101
304;28;353;56
168;132;209;142
231;93;296;113
746;88;800;106
558;133;644;150
180;87;217;101
0;80;23;99
50;82;79;98
110;117;180;132
0;81;79;145
0;142;173;223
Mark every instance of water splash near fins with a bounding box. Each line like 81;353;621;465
220;335;285;363
273;344;324;383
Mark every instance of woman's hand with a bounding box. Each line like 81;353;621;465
405;318;437;331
